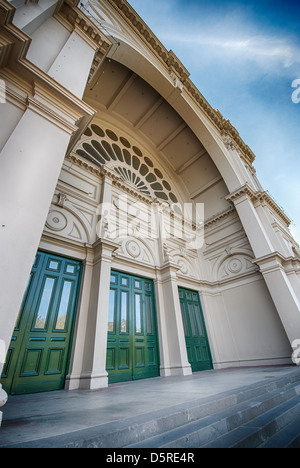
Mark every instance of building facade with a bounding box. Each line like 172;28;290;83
0;0;300;424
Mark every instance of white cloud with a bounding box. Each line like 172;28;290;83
217;36;299;68
162;29;300;71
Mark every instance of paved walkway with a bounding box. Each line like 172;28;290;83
1;365;299;447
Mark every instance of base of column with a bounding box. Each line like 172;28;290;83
65;372;108;391
0;385;8;427
160;365;192;377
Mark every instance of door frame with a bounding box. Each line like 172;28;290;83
179;286;213;372
1;250;82;395
106;270;160;384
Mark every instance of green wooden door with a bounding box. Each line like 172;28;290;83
107;271;160;383
179;287;213;372
1;252;82;395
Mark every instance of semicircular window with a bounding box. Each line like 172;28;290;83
75;123;179;205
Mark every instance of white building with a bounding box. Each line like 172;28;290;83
0;0;299;426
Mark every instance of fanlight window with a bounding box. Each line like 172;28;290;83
75;124;178;205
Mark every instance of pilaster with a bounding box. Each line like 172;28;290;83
157;262;192;377
65;245;94;390
80;238;119;390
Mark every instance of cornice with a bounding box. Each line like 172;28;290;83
204;206;236;229
225;183;257;203
226;184;291;227
105;0;256;167
255;191;291;226
252;251;292;275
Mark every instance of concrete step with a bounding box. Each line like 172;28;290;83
202;394;300;448
259;415;300;448
2;370;300;448
127;381;300;448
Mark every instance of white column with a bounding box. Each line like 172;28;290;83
0;338;7;425
158;263;192;376
255;254;300;345
81;239;119;390
65;247;94;391
0;94;80;421
154;276;171;376
285;259;300;305
229;190;274;258
228;188;300;348
253;200;292;258
48;28;97;99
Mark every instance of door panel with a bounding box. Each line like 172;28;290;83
107;271;159;383
1;252;82;395
179;287;213;372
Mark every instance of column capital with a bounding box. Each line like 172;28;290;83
226;184;291;227
254;251;300;275
159;261;181;279
93;238;120;263
225;183;257;204
253;251;287;274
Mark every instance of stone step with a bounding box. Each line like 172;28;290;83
127;382;300;448
259;415;300;448
203;395;300;448
2;371;300;448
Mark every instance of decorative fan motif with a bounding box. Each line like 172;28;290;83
75;124;178;205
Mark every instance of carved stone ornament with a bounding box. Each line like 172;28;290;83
217;254;258;281
56;193;68;208
46;211;68;232
222;134;236;151
125;240;142;258
169;71;184;90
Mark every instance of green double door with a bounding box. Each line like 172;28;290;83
1;251;82;395
179;287;213;372
106;271;160;383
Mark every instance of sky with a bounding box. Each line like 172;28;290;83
127;0;300;243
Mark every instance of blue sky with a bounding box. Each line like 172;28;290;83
127;0;300;243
